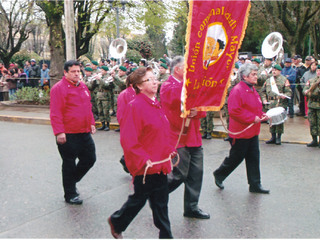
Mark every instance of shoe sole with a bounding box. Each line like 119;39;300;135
183;213;210;219
65;200;83;205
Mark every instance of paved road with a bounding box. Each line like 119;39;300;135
0;122;319;238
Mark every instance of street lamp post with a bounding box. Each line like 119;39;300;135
64;0;77;61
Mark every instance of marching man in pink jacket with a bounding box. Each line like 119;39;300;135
50;60;96;205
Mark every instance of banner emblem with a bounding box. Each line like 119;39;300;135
203;23;227;69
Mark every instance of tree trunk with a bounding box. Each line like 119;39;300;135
48;17;65;87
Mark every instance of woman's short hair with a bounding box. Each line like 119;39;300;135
239;63;258;81
130;67;153;94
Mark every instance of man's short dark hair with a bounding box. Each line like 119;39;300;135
64;60;80;72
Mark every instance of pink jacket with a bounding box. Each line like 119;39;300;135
120;93;174;177
160;75;205;148
117;86;136;126
228;81;263;139
50;76;95;136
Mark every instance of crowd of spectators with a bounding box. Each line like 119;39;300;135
0;59;50;101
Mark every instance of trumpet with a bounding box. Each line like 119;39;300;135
88;72;102;82
104;76;114;84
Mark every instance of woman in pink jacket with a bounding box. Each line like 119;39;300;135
213;63;270;194
108;67;176;239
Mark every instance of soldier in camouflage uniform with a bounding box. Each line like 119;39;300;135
303;65;320;147
201;111;215;139
258;58;273;112
83;67;93;82
91;60;100;75
84;67;99;120
96;66;114;131
111;65;127;131
158;63;170;82
157;63;169;100
258;58;273;86
261;64;292;145
252;58;263;92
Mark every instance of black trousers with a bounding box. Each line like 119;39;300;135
110;173;173;239
214;135;261;187
57;133;96;200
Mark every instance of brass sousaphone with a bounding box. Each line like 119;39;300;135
261;32;284;64
109;38;127;59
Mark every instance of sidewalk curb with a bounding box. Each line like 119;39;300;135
0;114;309;145
0;115;51;125
0;101;49;109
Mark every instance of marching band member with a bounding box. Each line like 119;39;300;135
303;65;320;147
213;63;270;194
96;66;114;131
261;64;292;145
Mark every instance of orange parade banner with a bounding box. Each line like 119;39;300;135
181;0;251;116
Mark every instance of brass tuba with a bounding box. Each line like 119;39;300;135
109;38;127;59
261;32;284;64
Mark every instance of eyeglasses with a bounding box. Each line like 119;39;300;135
142;78;158;83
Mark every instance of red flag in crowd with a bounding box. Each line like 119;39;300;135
181;0;251;117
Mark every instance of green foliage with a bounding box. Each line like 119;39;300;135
168;1;188;56
127;36;153;60
16;87;50;105
126;49;142;64
146;26;166;59
11;50;41;68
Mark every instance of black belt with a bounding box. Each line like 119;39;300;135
268;96;277;100
114;91;121;94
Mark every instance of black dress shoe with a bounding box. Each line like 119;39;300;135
65;196;83;205
108;217;123;239
115;128;120;132
201;132;207;139
249;185;270;194
184;209;210;219
213;172;224;189
213;172;224;190
206;132;212;139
